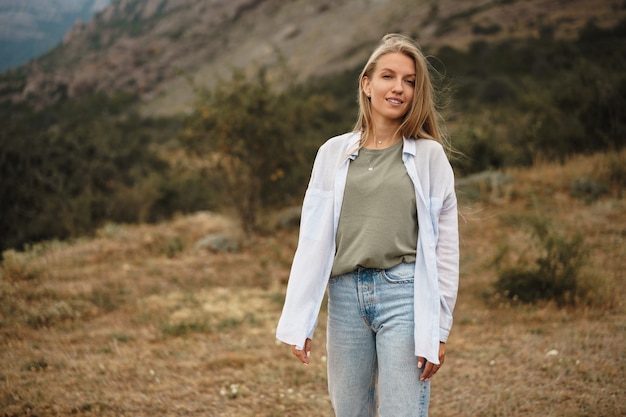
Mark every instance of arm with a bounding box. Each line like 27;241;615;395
276;142;339;351
436;156;459;343
416;143;459;374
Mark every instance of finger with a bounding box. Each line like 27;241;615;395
290;345;310;366
292;348;308;364
419;361;433;381
419;361;441;382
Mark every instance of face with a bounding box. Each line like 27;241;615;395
362;52;416;125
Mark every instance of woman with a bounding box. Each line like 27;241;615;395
276;33;459;417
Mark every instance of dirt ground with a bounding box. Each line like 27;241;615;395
1;152;625;416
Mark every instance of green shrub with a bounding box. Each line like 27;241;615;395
569;177;609;203
21;358;48;372
160;320;211;337
181;69;335;234
163;236;184;258
492;216;593;307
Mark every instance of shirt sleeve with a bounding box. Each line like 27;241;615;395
433;148;459;343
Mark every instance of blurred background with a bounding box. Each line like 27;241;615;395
1;0;624;251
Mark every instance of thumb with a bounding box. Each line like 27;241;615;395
417;357;425;369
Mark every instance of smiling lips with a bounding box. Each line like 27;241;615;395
386;97;404;106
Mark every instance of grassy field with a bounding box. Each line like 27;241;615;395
1;151;625;416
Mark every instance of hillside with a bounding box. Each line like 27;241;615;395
1;151;624;416
2;0;624;115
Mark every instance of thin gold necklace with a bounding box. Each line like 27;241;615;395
362;142;399;171
373;135;399;148
360;148;376;172
366;152;374;171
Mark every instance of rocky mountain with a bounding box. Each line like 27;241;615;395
2;0;624;116
0;0;110;72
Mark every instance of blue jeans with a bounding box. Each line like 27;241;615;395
327;262;429;417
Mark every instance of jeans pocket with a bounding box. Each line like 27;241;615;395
381;262;415;284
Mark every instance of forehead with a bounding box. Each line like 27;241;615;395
375;52;415;74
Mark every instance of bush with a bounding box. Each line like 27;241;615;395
569;177;609;203
181;69;336;234
492;216;595;307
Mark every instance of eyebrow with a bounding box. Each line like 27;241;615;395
379;67;416;77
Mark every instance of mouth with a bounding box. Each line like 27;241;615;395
386;98;403;105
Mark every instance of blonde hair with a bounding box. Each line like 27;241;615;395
354;33;445;146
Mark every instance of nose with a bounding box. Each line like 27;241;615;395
392;78;404;93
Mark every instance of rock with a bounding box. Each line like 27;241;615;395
273;206;301;229
194;234;239;253
455;170;513;201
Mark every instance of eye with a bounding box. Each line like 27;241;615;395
382;74;392;79
405;79;416;86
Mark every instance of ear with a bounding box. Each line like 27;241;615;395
361;76;371;97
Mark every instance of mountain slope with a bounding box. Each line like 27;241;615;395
2;0;624;116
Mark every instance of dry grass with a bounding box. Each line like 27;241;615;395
1;152;625;416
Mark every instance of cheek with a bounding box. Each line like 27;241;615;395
405;92;415;108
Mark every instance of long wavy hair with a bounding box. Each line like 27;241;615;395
354;33;446;147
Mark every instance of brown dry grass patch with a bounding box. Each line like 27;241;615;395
1;152;625;416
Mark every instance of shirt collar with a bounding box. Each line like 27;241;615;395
402;136;416;156
348;133;416;160
348;132;361;161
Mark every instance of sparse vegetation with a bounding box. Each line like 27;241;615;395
1;249;44;283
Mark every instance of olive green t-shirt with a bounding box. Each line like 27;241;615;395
331;141;418;277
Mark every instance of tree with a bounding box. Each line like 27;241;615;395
182;69;334;234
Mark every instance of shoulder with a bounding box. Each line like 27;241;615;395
307;132;358;187
319;132;360;152
410;138;454;178
412;138;449;161
413;137;445;152
314;132;360;163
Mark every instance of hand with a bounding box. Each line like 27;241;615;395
290;338;312;366
417;341;446;381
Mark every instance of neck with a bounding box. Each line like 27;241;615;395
363;126;401;149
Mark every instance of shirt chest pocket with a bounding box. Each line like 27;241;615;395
301;188;333;241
